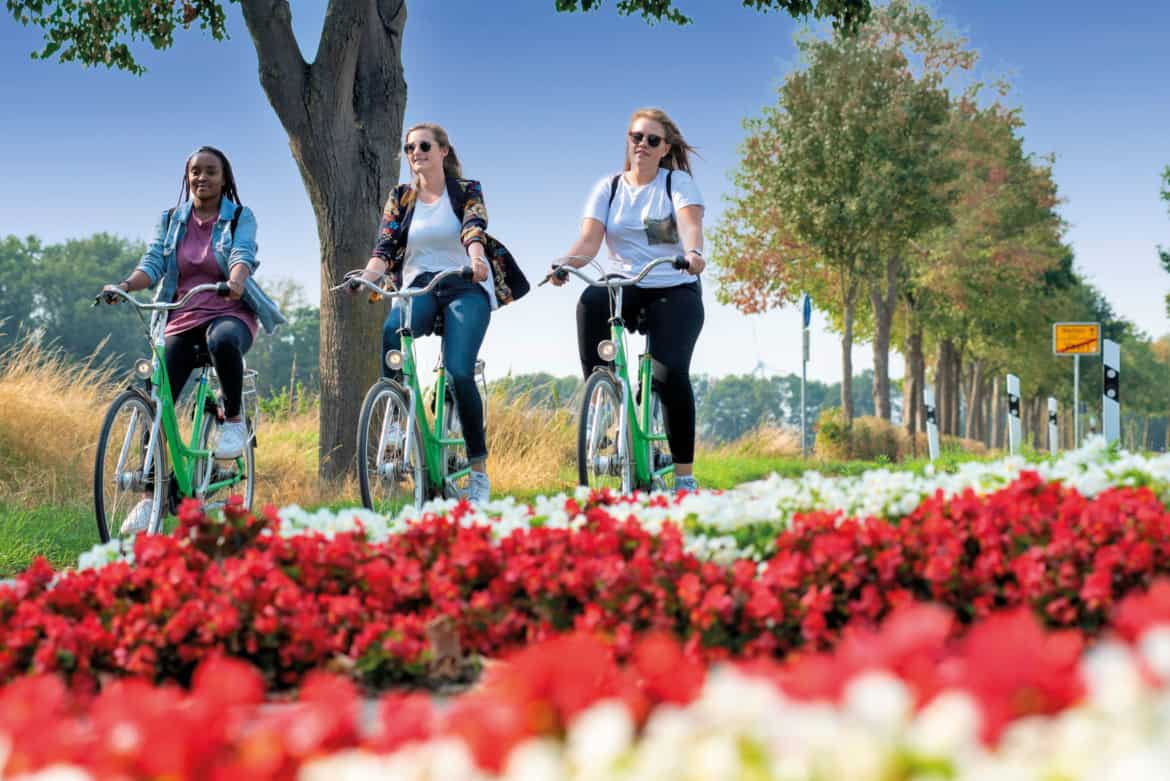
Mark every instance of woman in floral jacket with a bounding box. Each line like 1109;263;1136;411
357;122;526;505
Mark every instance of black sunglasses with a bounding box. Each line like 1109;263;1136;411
403;140;434;154
628;132;664;148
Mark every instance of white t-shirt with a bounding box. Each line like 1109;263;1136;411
404;191;498;309
582;168;704;288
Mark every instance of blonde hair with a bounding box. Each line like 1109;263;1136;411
404;122;463;180
624;108;696;175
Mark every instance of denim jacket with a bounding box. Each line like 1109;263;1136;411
135;197;287;334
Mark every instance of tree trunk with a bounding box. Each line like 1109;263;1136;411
241;0;408;481
903;313;924;451
936;339;952;437
964;359;984;440
949;347;963;436
990;376;1002;449
869;257;899;421
841;295;856;425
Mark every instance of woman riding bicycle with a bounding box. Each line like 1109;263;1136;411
552;108;706;493
356;122;521;505
101;146;285;533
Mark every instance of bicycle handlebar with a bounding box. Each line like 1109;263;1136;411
332;266;474;300
542;255;690;288
94;282;230;310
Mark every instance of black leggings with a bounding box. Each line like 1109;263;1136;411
576;281;704;463
164;316;254;418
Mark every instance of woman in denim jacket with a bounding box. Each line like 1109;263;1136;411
102;146;285;533
354;123;518;506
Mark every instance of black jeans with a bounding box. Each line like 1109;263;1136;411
164;316;254;418
576;281;704;463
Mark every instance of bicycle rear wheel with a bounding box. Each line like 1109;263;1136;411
439;386;473;500
195;404;255;513
357;380;426;513
94;390;167;543
647;389;673;492
577;369;632;494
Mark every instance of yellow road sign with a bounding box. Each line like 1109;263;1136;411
1053;322;1101;355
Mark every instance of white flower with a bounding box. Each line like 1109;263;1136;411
1083;642;1145;715
503;738;566;781
843;671;912;734
1139;627;1170;683
907;691;981;761
567;700;634;774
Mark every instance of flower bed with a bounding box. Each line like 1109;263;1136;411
3;442;1170;691
5;589;1170;780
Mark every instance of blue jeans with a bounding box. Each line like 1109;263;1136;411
381;272;491;463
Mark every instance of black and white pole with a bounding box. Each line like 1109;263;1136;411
1048;397;1058;455
800;294;811;458
924;386;940;462
1103;339;1120;445
1007;374;1022;455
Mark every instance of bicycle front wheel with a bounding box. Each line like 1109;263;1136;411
357;380;426;513
195;409;255;513
94;390;167;544
577;369;632;494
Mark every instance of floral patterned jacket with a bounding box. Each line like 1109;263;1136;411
370;177;529;306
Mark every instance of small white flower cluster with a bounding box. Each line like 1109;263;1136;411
293;624;1170;781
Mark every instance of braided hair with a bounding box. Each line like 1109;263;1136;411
177;145;242;207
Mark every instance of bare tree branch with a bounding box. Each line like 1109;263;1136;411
239;0;309;130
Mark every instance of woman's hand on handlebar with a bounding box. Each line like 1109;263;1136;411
99;283;127;304
683;250;705;275
470;255;489;283
347;263;385;296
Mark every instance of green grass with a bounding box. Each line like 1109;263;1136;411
0;449;990;578
0;503;93;576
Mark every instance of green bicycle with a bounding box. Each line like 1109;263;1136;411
336;266;483;513
549;255;691;494
93;283;256;543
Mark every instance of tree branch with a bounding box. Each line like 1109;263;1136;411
239;0;309;130
316;0;366;73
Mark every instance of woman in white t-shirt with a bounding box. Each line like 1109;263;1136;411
552;108;706;493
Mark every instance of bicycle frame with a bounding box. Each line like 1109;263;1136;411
606;288;673;489
143;323;244;499
393;308;471;494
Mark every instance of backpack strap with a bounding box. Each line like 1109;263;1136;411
607;173;621;210
608;170;675;210
230;205;243;237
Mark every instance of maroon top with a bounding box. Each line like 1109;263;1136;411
164;211;258;338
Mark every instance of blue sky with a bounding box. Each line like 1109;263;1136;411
2;0;1168;383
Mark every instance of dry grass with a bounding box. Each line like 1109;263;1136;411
702;425;803;460
485;390;576;495
0;339;579;509
0;339;120;506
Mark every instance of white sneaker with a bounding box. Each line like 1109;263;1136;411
468;471;491;505
120;498;154;535
215;420;249;459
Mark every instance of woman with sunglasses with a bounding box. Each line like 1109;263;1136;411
357;123;522;506
551;107;706;494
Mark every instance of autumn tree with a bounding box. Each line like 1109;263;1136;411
6;0;871;479
713;0;956;425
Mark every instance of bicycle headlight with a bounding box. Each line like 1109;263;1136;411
597;340;617;362
385;350;404;370
134;358;153;379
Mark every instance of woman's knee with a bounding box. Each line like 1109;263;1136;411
207;327;246;359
